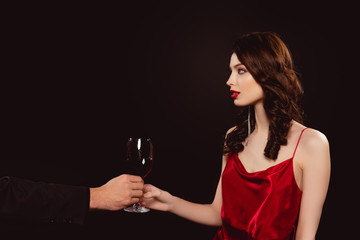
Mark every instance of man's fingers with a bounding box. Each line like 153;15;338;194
131;182;144;190
130;198;140;205
131;190;143;198
126;175;143;183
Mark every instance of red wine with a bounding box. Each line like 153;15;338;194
125;157;153;178
125;138;153;178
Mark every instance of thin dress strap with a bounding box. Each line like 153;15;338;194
292;127;308;159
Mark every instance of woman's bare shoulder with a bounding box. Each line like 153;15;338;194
291;121;328;146
293;123;330;168
301;128;329;151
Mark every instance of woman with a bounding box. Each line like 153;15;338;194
141;32;331;239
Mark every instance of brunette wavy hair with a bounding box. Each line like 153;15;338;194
224;32;304;160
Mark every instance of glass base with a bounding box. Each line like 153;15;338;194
124;203;150;213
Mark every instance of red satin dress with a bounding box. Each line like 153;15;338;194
214;128;307;240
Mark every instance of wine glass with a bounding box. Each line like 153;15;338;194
124;137;153;213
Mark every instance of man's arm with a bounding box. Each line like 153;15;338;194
0;176;89;224
0;174;144;225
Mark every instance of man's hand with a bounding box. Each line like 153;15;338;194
89;174;144;211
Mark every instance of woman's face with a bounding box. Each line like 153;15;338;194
226;53;264;106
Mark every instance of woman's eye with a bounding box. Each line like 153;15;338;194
238;69;246;74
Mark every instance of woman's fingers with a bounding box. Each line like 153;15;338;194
143;184;161;198
143;184;155;192
143;189;161;198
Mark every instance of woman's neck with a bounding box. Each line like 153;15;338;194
253;102;269;136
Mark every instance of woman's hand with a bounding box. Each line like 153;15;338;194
142;183;223;226
141;184;175;212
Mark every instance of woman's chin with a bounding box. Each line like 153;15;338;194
233;99;246;107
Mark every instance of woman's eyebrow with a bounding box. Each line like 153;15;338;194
229;63;244;70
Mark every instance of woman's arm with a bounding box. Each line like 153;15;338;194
295;130;331;240
142;153;227;227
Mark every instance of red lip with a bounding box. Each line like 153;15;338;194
230;90;240;99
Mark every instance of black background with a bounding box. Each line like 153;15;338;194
1;1;356;239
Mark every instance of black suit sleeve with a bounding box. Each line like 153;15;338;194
0;176;89;225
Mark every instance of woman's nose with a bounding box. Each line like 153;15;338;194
226;74;234;86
